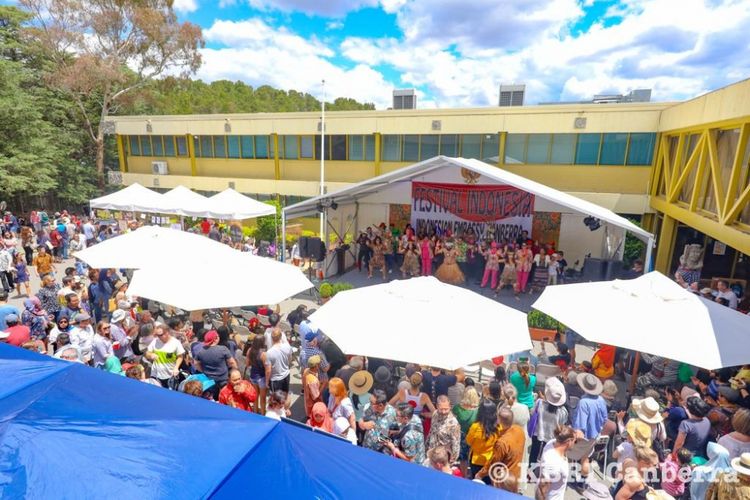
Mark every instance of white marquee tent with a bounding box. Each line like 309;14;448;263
90;183;176;214
282;156;654;274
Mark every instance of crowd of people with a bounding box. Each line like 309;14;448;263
346;224;568;298
1;208;750;500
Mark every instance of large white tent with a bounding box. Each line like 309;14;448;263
202;188;276;220
309;277;532;369
90;183;176;214
532;271;750;369
283;156;654;275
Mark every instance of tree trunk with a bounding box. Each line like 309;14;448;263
95;130;105;192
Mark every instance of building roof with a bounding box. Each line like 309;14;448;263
283;156;653;242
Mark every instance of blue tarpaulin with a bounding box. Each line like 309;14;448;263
0;344;515;499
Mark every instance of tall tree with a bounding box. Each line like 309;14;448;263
20;0;203;189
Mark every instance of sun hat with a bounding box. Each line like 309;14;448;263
632;397;664;424
348;370;374;395
117;300;131;310
626;418;653;448
333;416;350;435
111;309;127;323
731;453;750;476
544;377;567;407
577;373;603;396
374;366;392;384
75;312;91;322
203;330;218;346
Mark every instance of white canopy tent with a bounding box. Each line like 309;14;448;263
89;183;176;214
73;225;236;269
282;156;654;275
308;277;532;370
162;186;208;206
128;251;313;311
201;188;276;220
531;271;750;369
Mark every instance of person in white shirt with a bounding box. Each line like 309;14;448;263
69;312;95;363
263;313;288;350
716;280;739;309
82;220;96;245
537;425;579;500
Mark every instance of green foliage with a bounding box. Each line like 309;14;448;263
527;310;562;330
126;78;376;115
624;217;646;266
332;282;354;295
319;282;334;298
254;199;281;243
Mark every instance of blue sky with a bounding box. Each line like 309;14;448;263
170;0;750;108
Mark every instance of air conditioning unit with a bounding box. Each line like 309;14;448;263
151;161;168;175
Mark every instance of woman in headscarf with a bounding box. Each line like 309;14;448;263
48;312;72;349
307;401;334;433
21;297;49;341
691;442;733;500
104;356;125;376
591;344;616;379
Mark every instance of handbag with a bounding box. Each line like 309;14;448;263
527;400;540;437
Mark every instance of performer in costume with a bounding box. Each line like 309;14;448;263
435;241;465;285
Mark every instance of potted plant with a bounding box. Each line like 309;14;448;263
527;310;563;342
319;282;334;303
332;282;354;296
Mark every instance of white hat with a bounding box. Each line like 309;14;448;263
333;416;350;436
544;377;567;407
632;397;664;424
732;452;750;476
111;309;127;323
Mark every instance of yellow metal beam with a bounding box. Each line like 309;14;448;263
651;196;750;256
273;133;280;180
187;134;197;176
374;133;381;176
661;135;673;189
116;135;127;173
705;129;726;217
722;123;750;220
688;139;708;212
668;133;704;202
670;133;686;189
653;213;677;273
722;182;750;225
498;131;507;167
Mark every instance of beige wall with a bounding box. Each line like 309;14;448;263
658;78;750;132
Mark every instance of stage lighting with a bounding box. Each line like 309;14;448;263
583;216;601;231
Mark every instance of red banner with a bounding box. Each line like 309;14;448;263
411;182;534;223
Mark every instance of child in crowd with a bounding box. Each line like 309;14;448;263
661;448;693;498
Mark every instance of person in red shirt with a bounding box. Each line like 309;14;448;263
200;219;211;235
5;314;30;347
218;368;257;412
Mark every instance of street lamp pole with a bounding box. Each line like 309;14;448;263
319;79;326;239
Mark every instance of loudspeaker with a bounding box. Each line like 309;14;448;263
308;237;326;262
298;236;311;259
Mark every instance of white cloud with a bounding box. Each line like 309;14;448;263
172;0;198;13
199;19;393;107
340;0;750;106
247;0;377;16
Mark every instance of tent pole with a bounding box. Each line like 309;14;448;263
281;211;287;263
629;352;640;394
645;236;654;272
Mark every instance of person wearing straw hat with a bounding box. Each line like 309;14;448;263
614;419;652;473
570;373;608;491
705;452;750;499
348;369;374;432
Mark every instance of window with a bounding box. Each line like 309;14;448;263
382;135;401;161
176;136;187;156
364;135;375;161
600;133;628;165
348;135;364;160
505;134;526;163
164;136;176;156
481;134;499;162
627;133;656;165
550;134;575;164
213;136;226;158
199;136;212;158
314;136;331;160
283;135;298;159
240;136;254;158
227;136;240;158
420;135;439;160
152;136;164;156
403;135;419;161
255;136;269;159
575;133;601;164
440;135;458;157
331;135;347;160
461;134;482;159
128;136;141;156
140;136;152;156
300;136;314;159
527;134;551;163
